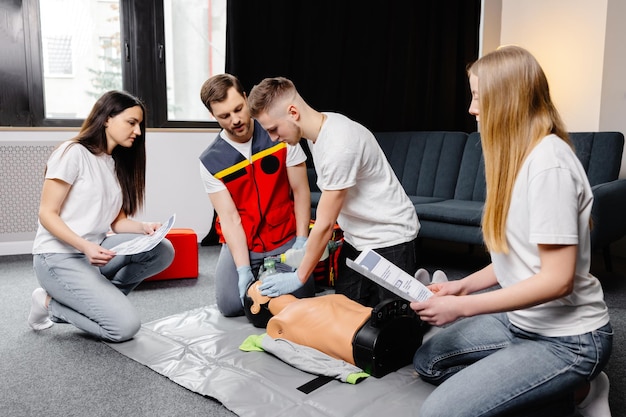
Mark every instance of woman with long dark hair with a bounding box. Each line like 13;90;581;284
28;90;174;342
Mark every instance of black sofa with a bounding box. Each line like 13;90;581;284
308;131;626;270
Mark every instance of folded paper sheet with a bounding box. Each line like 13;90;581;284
106;305;435;417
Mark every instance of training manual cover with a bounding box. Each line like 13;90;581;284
346;249;433;302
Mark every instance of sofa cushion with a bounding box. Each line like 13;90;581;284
375;131;468;199
418;220;484;245
409;196;447;205
415;200;484;227
454;132;486;202
569;132;624;186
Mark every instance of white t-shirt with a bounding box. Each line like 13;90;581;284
492;134;609;337
309;112;419;250
32;141;123;254
199;129;307;194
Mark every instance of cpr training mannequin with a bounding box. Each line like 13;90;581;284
243;269;441;376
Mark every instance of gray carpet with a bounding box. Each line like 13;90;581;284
1;241;624;416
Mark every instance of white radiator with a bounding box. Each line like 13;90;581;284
0;141;58;255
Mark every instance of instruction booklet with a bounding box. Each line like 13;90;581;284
109;213;176;255
346;249;433;302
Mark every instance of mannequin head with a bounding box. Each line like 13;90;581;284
243;281;273;328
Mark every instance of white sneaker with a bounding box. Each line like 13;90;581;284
432;270;448;283
414;268;430;285
577;371;611;417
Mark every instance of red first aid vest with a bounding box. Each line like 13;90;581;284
200;121;296;252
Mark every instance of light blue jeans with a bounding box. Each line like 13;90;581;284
414;313;613;417
33;233;174;342
215;237;316;317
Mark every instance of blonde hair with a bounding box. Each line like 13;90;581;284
469;46;569;253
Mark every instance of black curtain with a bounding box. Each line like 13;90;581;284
226;0;481;133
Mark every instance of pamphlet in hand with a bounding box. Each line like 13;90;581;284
109;213;176;255
346;249;433;302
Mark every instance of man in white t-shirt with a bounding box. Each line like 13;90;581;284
248;77;420;307
199;74;315;317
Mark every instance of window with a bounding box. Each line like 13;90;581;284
39;0;122;119
164;0;226;122
43;36;73;77
1;0;225;127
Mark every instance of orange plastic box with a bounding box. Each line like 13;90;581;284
146;228;198;281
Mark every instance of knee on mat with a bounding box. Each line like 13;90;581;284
217;302;244;318
102;315;141;343
413;350;442;385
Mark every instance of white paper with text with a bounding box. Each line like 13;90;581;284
347;249;432;302
109;213;176;255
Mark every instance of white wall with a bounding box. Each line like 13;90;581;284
499;0;608;132
485;0;626;177
139;129;217;238
483;0;626;257
600;0;626;179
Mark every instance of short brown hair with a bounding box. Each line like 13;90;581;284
248;77;296;118
200;74;245;114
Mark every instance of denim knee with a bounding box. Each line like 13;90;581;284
152;239;175;272
103;313;141;343
413;346;444;384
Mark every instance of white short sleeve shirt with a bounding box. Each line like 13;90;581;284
32;141;123;253
491;135;609;336
308;112;419;250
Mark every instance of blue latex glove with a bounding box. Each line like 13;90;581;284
236;265;254;306
258;271;303;297
292;236;308;250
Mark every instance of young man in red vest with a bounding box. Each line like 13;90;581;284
199;74;315;317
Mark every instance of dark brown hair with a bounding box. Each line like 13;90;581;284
199;73;246;114
72;90;147;216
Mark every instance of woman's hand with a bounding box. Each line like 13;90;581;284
411;279;469;326
411;295;466;326
111;210;161;235
427;279;465;296
82;240;116;266
141;222;162;235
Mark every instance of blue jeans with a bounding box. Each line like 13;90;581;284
214;237;316;317
414;313;613;417
33;233;174;342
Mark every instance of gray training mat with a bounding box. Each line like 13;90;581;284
105;305;435;417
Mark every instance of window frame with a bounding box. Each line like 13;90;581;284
20;0;219;128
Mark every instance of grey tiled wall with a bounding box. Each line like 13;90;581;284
0;145;55;234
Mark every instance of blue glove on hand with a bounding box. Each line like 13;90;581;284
258;271;303;297
236;265;254;306
292;236;308;250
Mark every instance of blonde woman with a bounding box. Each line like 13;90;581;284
411;46;612;417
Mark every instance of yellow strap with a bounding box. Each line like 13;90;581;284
214;142;286;179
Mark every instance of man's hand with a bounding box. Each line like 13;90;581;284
292;236;307;250
236;266;254;305
258;271;303;297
